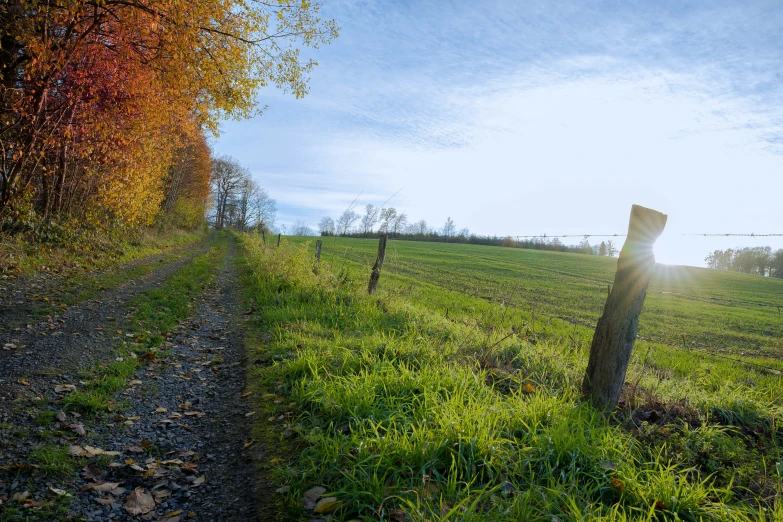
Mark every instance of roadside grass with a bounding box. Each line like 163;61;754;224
239;234;783;521
61;233;227;416
0;222;206;278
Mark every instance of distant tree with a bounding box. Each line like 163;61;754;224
211;156;245;229
391;212;408;237
292;220;312;236
360;204;379;236
336;209;360;235
457;227;470;239
598;241;607;256
772;249;783;278
578;238;591;254
502;236;515;247
442;217;456;240
412;219;429;235
378;207;397;233
318;217;335;236
606;240;618;257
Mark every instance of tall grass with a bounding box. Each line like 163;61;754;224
239;234;782;521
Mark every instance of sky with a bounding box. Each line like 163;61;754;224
213;0;783;267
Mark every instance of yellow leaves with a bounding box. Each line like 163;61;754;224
521;383;536;394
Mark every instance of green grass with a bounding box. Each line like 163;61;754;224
238;234;783;521
0;224;207;278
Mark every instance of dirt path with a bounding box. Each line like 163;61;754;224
0;241;211;410
0;234;267;521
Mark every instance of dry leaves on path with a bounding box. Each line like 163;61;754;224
123;487;155;515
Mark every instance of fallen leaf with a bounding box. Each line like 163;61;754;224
68;423;86;436
611;478;625;491
521;383;536;393
68;445;86;456
245;411;255;417
83;463;101;481
241;392;253;398
56;411;67;422
191;476;205;487
49;486;69;497
54;384;76;393
303;486;327;510
95;495;116;505
315;497;340;514
243;440;255;448
124;445;145;453
155;407;168;413
123;487;155;515
89;482;121;493
162;509;183;518
3;343;17;350
12;491;30;503
84;445;120;457
129;380;143;386
17;378;30;386
275;486;290;494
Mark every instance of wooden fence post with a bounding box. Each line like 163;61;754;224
277;233;281;247
315;239;322;262
367;233;388;295
582;205;667;410
261;229;266;243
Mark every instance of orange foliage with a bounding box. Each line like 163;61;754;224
0;0;337;228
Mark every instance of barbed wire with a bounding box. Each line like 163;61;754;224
507;233;782;239
682;233;783;237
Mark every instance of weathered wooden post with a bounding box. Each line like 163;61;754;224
277;233;281;247
582;205;667;410
315;240;322;262
261;229;266;243
367;233;388;295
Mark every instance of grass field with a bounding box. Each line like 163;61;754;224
240;234;783;521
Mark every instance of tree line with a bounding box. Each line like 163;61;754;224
0;1;336;235
209;157;276;232
705;247;783;277
315;204;619;256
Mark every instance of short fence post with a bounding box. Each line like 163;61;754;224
261;229;266;243
277;233;281;247
582;205;667;410
367;233;388;295
315;240;322;262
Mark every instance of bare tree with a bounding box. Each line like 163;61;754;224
408;219;429;235
391;212;408;237
336;209;360;235
292;220;313;236
360;204;379;236
378;207;397;233
211;156;245;229
442;217;456;240
318;216;335;236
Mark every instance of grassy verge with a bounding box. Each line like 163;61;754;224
0;223;207;278
238;234;783;521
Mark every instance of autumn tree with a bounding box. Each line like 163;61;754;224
0;0;338;229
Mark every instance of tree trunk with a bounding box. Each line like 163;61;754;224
582;205;667;410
